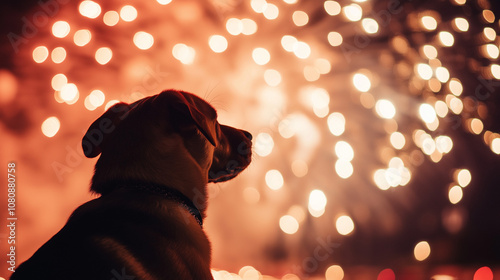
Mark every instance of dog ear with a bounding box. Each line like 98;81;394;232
175;102;217;147
81;103;131;158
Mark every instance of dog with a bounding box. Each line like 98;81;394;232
11;90;252;280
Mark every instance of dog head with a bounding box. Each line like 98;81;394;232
82;90;252;194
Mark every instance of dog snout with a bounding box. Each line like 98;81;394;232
242;130;252;140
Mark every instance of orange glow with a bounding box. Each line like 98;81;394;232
73;29;92;46
32;46;49;63
279;215;299;234
414;241;431;261
133;31;154;50
51;47;66;64
52;21;70;38
336;215;354;235
95;47;113;65
120;5;138;22
103;11;120;26
292;11;309;26
79;1;101;19
324;1;341;16
263;3;279;20
41;117;60;137
325;265;344;280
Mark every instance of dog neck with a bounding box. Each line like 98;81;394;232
100;180;204;227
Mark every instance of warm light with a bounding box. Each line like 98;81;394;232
282;35;298;52
362;18;379;34
421;16;437;30
239;266;261;280
336;215;354;235
315;59;331;74
156;0;172;4
453;0;466;4
335;160;353;179
104;100;120;111
264;69;282;86
435;100;448;117
327;112;345;136
33;46;49;63
448;78;463;96
263;4;279;20
375;99;396;119
438;31;454;47
435;135;453;153
328;31;343;47
416;63;433;80
482;10;495;23
343;4;362;22
52;21;70;38
304;67;320;82
172;44;196;65
79;1;101;19
483;27;496;41
103;11;119;26
470;118;483;135
324;1;341;16
491;64;500;79
60;83;79;103
254;132;274;157
265;169;284;190
241;18;258;35
292;11;309;26
453;17;469;32
352;73;371;92
325;265;344;280
207;35;228;53
335;141;354;161
95;47;113;65
448;185;463;204
252;47;271;65
291;160;308;177
293;41;311;59
422;137;436;155
414;241;431;261
251;0;268;13
283;0;298;3
491;138;500;154
456;169;471;187
74;29;91;46
448;96;463;114
390;132;405;150
133;31;154;50
377;269;396;280
120;5;138;22
280;215;299;235
435;67;450;83
473;267;494;280
310;88;330;118
484;44;499;59
41;117;60;138
226;18;243;35
51;47;66;64
88;89;105;108
51;74;67;91
422;45;438;59
374;169;390;190
309;189;327;213
419;103;437;123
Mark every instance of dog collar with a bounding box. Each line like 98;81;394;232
106;181;204;227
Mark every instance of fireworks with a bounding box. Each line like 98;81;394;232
3;0;500;278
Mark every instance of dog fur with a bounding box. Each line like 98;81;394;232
11;90;252;280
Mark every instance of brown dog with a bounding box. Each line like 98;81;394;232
11;90;252;280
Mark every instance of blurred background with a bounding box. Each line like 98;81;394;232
1;0;500;279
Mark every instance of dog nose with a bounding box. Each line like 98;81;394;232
242;130;252;140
